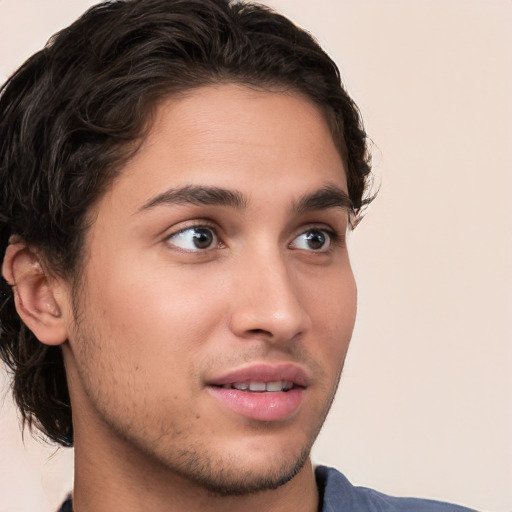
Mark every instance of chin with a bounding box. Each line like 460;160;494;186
174;445;311;496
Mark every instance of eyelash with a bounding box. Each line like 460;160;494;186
164;223;343;254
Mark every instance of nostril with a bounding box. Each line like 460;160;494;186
248;328;273;337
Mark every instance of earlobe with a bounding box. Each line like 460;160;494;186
2;241;69;346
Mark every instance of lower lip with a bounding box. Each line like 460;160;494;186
207;387;305;421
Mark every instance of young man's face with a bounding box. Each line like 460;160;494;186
61;84;357;494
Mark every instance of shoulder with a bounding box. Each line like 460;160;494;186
315;466;479;512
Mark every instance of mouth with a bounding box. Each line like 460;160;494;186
216;381;296;392
206;364;308;421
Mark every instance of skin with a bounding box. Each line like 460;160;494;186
17;84;358;511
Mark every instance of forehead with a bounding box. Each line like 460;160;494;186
98;84;348;217
147;84;337;147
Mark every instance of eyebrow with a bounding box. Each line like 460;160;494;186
292;185;353;215
138;183;352;215
139;185;248;211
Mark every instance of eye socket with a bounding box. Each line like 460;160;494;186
290;229;333;252
167;226;219;252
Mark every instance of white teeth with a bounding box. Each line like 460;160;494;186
223;381;295;392
266;381;283;392
249;382;266;391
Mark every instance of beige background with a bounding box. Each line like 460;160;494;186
0;1;510;511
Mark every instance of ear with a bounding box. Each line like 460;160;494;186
2;240;69;346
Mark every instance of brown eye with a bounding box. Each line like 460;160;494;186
190;228;214;249
290;229;332;252
167;226;218;251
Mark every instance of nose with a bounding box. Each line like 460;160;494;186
229;250;312;343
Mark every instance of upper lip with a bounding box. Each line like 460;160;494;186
206;363;310;388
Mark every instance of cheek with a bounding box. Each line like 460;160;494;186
303;263;357;323
302;268;357;361
74;264;228;411
86;259;228;359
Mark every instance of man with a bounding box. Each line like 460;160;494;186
0;1;477;511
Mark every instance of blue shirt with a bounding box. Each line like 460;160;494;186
316;466;478;511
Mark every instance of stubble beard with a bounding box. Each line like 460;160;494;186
94;385;336;498
159;443;312;496
71;337;338;498
69;293;342;498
